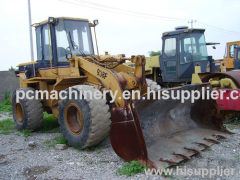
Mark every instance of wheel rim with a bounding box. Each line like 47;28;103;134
15;103;24;124
64;102;84;135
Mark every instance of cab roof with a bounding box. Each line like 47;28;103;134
32;17;89;27
162;27;205;37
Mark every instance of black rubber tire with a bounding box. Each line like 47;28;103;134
11;88;43;130
146;79;161;91
58;85;111;148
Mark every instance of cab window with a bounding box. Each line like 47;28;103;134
36;26;42;60
42;25;51;60
35;24;52;61
164;38;176;57
230;44;237;58
180;33;208;64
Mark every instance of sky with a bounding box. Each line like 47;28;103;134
0;0;239;70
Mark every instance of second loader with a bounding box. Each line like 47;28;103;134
12;17;230;169
129;26;240;113
215;41;240;70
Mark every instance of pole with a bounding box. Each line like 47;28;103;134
188;19;197;29
93;26;99;56
28;0;34;61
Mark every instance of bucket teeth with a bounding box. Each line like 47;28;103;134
173;152;191;160
131;84;231;169
184;147;201;154
159;158;177;165
213;134;226;139
195;142;211;148
204;137;220;144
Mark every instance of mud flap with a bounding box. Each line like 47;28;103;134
110;84;231;169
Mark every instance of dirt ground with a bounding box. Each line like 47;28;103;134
1;113;240;180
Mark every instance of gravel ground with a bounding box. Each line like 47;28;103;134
1;114;240;180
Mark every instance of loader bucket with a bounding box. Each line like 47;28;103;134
110;84;230;169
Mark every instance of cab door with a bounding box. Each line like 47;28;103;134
36;24;56;70
178;33;195;80
160;36;178;82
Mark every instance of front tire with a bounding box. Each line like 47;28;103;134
58;85;111;148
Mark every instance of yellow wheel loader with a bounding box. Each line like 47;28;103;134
214;41;240;70
12;17;230;169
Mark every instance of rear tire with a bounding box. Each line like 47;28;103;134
12;88;43;130
58;85;111;148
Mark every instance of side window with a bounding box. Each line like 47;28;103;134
230;44;237;58
42;25;51;60
82;26;90;52
224;45;228;58
36;27;42;60
164;38;176;57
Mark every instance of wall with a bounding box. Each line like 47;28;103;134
0;71;19;102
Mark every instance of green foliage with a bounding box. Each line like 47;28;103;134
76;145;102;153
85;146;102;153
20;129;32;139
117;161;145;176
0;111;60;136
9;66;16;71
54;135;68;144
149;51;161;57
225;119;240;130
0;92;12;113
37;112;60;133
4;92;10;102
0;118;15;134
44;135;68;148
0;118;32;138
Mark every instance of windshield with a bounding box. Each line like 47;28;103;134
55;19;94;62
180;33;208;64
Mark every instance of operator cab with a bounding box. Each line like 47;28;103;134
34;17;94;67
19;17;96;78
160;26;212;83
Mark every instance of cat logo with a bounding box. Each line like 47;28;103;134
97;69;108;79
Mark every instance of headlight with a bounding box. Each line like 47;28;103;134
48;17;55;24
93;19;99;26
66;53;72;59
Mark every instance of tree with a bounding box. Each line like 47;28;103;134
149;51;161;57
8;66;16;71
